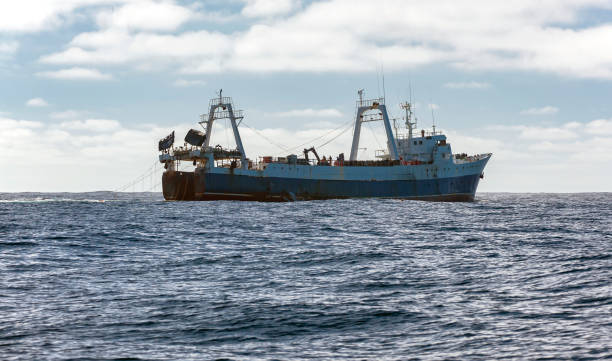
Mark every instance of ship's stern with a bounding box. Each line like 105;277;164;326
162;170;197;200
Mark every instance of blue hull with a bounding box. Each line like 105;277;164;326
162;169;483;202
203;172;481;200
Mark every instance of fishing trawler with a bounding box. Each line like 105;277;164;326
158;90;491;201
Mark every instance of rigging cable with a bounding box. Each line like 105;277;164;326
366;121;383;150
224;118;231;149
275;118;355;156
240;116;355;156
113;159;161;194
314;120;355;149
240;121;290;152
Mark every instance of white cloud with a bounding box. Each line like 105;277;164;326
36;67;113;80
173;78;206;87
0;0;127;33
26;97;49;107
0;41;18;55
517;125;575;140
443;81;490;89
428;103;439;110
35;0;612;79
0;115;174;191
40;29;231;71
520;106;559;115
0;117;43;131
451;120;612;192
584;118;612;135
266;108;343;118
50;109;88;119
60;118;120;132
241;0;300;18
96;1;195;31
490;122;578;140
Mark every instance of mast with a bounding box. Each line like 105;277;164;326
401;102;416;140
431;104;437;135
349;89;399;161
199;90;248;169
404;82;417;140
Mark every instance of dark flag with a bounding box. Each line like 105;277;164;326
184;129;206;146
158;131;175;151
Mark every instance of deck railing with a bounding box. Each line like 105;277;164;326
356;97;385;108
209;96;234;106
200;109;243;122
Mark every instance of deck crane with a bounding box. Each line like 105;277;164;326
303;147;321;164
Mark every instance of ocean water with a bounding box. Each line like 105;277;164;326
0;192;610;360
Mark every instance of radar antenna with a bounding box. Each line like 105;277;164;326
430;102;437;135
405;80;418;139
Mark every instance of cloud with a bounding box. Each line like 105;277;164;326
0;117;43;131
517;125;575;139
95;1;195;31
0;41;18;56
50;109;88;119
450;120;612;192
443;81;490;89
584;118;612;135
173;78;206;87
0;114;174;191
40;29;231;71
0;0;128;33
241;0;300;18
428;103;439;110
266;108;343;118
520;106;559;115
36;67;113;80
490;122;578;140
35;0;612;79
26;97;49;107
60;118;120;132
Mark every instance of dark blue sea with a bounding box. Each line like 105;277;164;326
1;193;610;360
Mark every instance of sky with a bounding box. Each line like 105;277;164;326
1;0;612;192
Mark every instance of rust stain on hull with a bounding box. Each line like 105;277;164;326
162;171;196;201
